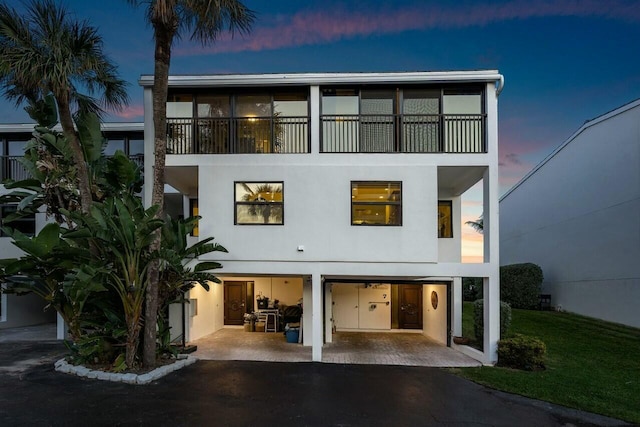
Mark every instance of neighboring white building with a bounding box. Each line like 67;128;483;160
141;71;504;364
500;99;640;328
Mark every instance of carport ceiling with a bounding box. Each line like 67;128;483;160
165;166;198;196
438;166;486;197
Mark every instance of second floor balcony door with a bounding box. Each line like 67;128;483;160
361;90;395;152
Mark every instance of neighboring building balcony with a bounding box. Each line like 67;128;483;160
1;154;144;182
321;113;486;153
0;155;30;182
166;116;310;154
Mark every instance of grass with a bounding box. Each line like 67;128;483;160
455;302;640;424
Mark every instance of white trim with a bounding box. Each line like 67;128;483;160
0;283;6;322
138;70;503;88
500;97;640;201
0;122;143;134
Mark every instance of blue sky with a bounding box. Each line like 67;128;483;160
3;0;640;206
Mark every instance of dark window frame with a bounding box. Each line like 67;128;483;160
438;200;453;238
351;181;402;226
234;181;285;226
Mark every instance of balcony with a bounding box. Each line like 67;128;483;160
1;154;145;182
0;156;30;182
167;116;310;154
321;114;486;153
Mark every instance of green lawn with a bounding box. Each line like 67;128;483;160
455;302;640;424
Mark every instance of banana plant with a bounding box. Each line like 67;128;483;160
64;194;163;368
156;215;228;353
0;223;104;341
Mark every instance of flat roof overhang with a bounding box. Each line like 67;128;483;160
139;70;502;88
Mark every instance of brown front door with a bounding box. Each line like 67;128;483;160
398;284;423;329
224;281;247;325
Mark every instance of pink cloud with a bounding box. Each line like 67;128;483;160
110;104;144;120
175;0;640;56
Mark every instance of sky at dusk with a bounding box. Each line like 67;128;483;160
3;0;640;261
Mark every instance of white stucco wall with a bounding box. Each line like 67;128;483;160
0;293;56;329
500;100;640;328
422;284;448;344
186;281;223;341
196;161;440;264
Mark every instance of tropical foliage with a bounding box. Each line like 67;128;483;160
0;0;129;214
0;0;229;369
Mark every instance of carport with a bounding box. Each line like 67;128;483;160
190;328;480;367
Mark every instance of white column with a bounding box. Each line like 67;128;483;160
310;86;320;154
324;282;333;343
452;277;462;337
312;272;323;361
483;275;500;364
143;87;154;208
56;313;65;340
302;276;312;347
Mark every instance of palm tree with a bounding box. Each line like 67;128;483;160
466;215;484;233
0;0;129;214
126;0;255;367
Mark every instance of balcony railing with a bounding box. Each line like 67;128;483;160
0;156;30;182
1;154;145;182
167;116;310;154
321;114;486;153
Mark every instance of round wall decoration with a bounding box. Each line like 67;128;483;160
431;291;438;309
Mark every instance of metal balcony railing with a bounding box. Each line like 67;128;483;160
0;156;30;182
166;116;310;154
321;114;486;153
1;154;145;182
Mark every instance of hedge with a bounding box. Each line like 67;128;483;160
473;299;512;343
497;333;546;370
500;263;543;309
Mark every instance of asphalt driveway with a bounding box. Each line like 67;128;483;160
0;341;629;427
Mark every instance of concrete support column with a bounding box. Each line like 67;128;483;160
324;282;333;343
56;313;65;340
452;277;462;337
312;272;323;362
483;275;499;364
302;276;312;347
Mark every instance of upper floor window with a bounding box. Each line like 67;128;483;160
0;204;36;237
234;182;284;225
351;181;402;226
438;200;453;238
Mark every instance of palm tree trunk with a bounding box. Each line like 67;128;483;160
56;94;93;214
143;25;174;368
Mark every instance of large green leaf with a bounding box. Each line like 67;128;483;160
76;111;105;163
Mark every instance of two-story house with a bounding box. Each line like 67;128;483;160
140;71;504;364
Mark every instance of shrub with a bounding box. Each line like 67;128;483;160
497;333;546;370
500;263;543;309
462;277;482;301
473;299;512;342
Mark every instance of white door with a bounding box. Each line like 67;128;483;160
332;284;359;329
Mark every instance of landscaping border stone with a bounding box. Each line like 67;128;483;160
54;354;197;385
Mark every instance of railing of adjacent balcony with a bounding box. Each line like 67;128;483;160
166;116;310;154
1;154;145;182
0;156;30;182
321;114;486;153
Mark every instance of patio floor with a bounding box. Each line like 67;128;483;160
191;328;481;367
